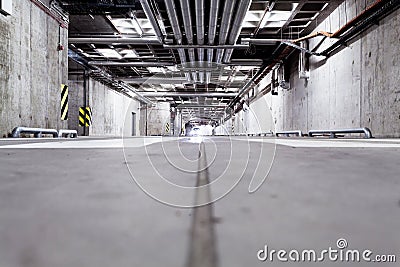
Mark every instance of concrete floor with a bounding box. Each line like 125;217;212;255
0;137;399;267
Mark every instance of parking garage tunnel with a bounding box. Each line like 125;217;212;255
0;0;400;266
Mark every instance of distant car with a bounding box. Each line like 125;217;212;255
190;127;201;136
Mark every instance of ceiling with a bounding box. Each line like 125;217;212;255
63;0;345;121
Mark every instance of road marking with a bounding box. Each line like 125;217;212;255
187;142;218;267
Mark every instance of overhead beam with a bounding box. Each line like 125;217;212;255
88;61;174;67
121;77;187;84
68;37;161;45
139;92;237;98
176;104;228;108
302;0;346;35
279;0;307;35
163;44;249;49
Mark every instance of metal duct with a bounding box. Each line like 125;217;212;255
223;0;252;63
215;0;237;63
139;0;164;42
68;37;161;45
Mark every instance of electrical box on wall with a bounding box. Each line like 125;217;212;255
0;0;12;16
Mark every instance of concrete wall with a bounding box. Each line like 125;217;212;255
269;0;400;137
68;76;141;137
223;0;399;137
89;79;141;137
142;102;170;136
0;0;68;137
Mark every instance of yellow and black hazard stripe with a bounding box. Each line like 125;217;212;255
79;107;92;127
61;84;68;120
165;122;170;133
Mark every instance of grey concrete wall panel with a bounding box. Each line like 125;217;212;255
0;0;68;137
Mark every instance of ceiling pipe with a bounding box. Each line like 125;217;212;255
68;50;154;105
206;0;220;84
163;0;190;81
223;0;252;63
139;0;164;42
163;0;186;63
87;61;175;67
215;0;237;63
195;0;205;83
207;1;219;59
179;0;197;82
68;37;161;45
119;82;155;105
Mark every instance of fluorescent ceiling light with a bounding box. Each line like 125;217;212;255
234;76;247;81
147;67;166;73
120;49;138;58
97;48;122;59
111;18;143;35
166;66;179;72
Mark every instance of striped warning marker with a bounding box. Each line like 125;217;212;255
61;84;68;120
79;107;92;127
165;123;170;133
